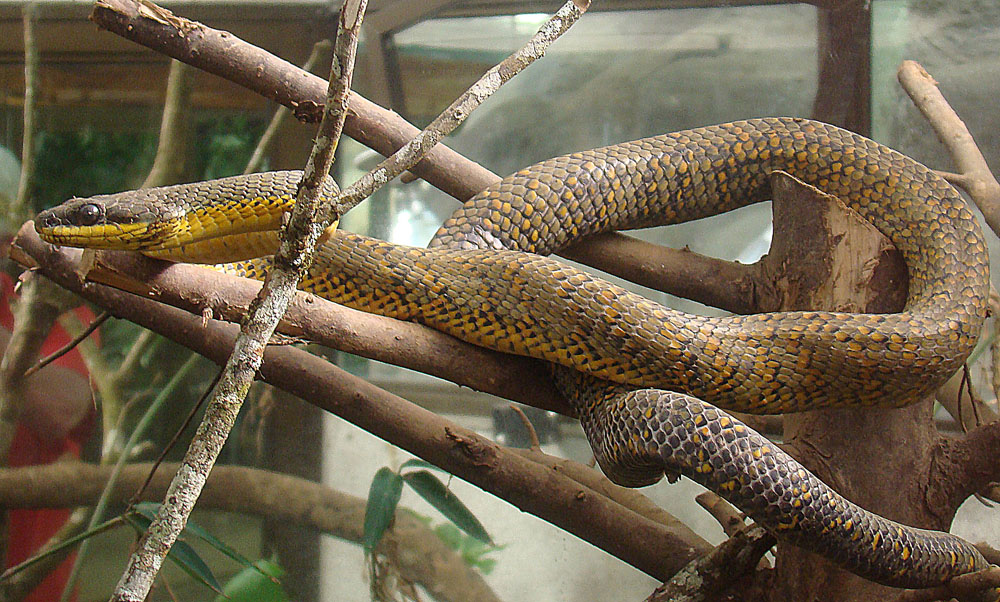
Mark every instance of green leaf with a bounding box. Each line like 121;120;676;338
363;467;405;552
402;470;493;544
399;458;439;472
125;510;223;594
182;514;272;581
433;523;463;550
214;559;289;602
132;503;274;583
474;557;498;575
0;516;125;581
132;502;160;522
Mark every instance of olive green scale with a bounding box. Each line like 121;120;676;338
35;118;993;591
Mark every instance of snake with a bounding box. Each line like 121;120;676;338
35;117;993;591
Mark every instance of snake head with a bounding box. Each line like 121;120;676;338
35;188;187;251
33;172;316;262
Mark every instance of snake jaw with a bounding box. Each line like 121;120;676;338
35;189;189;251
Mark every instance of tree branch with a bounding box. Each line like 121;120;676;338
11;3;39;224
10;222;710;581
897;60;1000;237
244;40;331;176
141;59;194;188
108;1;367;597
0;462;503;602
646;526;775;602
89;0;499;202
560;232;764;315
896;59;1000;524
86;0;750;309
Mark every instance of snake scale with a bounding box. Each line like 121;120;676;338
35;118;993;590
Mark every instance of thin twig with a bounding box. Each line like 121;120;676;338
108;1;369;598
695;491;747;537
990;287;1000;406
131;364;221;504
141;60;194;188
11;3;38;224
113;329;158;385
327;0;592;220
23;312;109;378
244;39;331;175
508;405;542;450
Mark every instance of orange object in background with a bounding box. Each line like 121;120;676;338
1;271;97;602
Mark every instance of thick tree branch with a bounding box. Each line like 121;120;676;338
0;463;502;602
560;232;764;315
11;223;709;582
87;0;756;310
646;526;775;602
35;244;569;414
934;420;1000;511
89;0;499;202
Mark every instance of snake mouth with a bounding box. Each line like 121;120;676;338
35;221;161;250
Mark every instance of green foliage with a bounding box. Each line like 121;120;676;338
363;467;406;552
401;470;492;544
27;113;264;213
128;505;224;594
363;460;499;573
431;523;504;575
130;503;282;597
214;559;290;602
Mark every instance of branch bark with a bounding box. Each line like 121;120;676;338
897;60;1000;237
108;1;368;597
89;0;500;202
10;222;712;581
0;462;503;602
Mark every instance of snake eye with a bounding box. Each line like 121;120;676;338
77;204;102;226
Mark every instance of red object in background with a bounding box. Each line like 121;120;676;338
1;271;96;602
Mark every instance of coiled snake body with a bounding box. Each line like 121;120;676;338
36;118;992;589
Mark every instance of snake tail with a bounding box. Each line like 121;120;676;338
555;371;990;589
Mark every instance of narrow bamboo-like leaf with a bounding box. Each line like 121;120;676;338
399;458;439;472
362;467;404;552
133;502;274;582
433;523;463;550
0;515;125;581
126;511;223;593
183;514;274;581
214;559;289;602
402;470;493;544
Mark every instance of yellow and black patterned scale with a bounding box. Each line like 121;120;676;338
35;118;992;590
